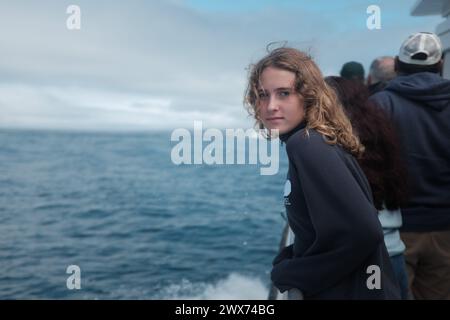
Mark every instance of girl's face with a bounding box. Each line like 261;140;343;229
257;67;305;135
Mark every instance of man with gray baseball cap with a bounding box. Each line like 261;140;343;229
371;32;450;300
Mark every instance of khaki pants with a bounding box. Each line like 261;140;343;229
401;230;450;299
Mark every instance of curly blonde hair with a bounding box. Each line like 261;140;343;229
244;47;364;157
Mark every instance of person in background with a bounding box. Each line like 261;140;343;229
367;56;396;95
325;76;410;299
340;61;365;84
244;47;400;299
371;32;450;300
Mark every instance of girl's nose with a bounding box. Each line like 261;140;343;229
267;96;279;112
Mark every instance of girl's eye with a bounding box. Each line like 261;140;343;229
258;92;269;99
278;91;290;98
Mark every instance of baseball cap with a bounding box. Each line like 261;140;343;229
398;32;443;66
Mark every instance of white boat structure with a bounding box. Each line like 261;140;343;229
411;0;450;79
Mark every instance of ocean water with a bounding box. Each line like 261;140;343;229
0;129;288;299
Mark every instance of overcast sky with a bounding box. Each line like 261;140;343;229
0;0;444;131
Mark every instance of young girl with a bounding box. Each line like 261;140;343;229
244;47;400;299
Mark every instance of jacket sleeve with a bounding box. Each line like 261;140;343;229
271;132;384;296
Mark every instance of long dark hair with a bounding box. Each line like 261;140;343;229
325;76;408;210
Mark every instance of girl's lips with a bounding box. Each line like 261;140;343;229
266;117;284;122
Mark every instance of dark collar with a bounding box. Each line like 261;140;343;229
279;120;307;142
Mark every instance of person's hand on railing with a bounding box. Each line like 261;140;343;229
272;244;293;266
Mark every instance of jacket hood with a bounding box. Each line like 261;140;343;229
385;72;450;111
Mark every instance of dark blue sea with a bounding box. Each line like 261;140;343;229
0;129;288;299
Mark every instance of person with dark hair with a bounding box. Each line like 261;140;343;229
367;56;397;95
371;32;450;300
244;47;400;299
340;61;365;84
325;76;410;299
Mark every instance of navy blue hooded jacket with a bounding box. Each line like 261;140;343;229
271;122;400;299
371;72;450;232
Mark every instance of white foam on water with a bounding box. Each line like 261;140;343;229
160;273;269;300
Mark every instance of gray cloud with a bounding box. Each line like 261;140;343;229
0;0;443;130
